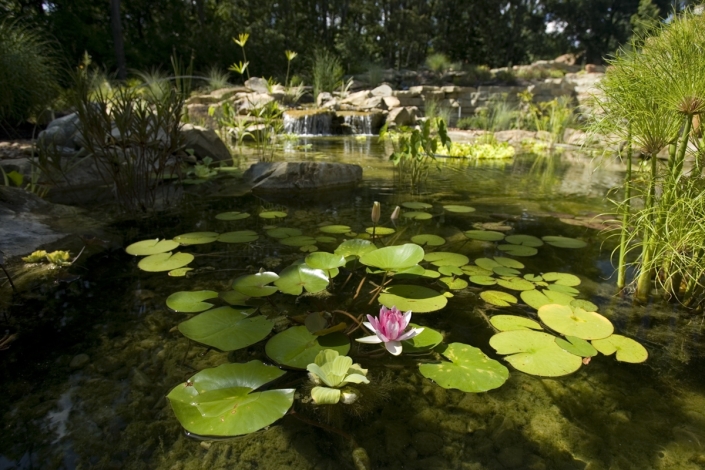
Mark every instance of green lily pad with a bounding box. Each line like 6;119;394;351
497;244;538;256
421;269;441;279
179;307;273;351
489;330;583;377
280;236;317;247
220;290;253;307
464;230;505;242
390;265;426;277
305;252;346;276
474;258;500;270
319;225;352;234
218;231;259;243
167;361;294;436
316;236;337;244
497;277;536;291
402;211;433;220
401;324;444;352
402;201;432;209
274;264;329;295
419;343;509;392
365;227;396;236
166;290;219;312
215;211;250;221
360;244;424;271
571;299;598;312
232;271;280;297
542;272;581;286
462;265;493;276
494;257;525;269
379;285;448;313
439;277;468;290
591;335;648;363
334;239;377;258
300;245;318;253
538;304;613;340
424;252;470;267
490;315;542;332
411;234;446;246
443;205;475;213
265;326;350;369
524;274;543;282
542;236;587;249
492;266;521;277
470;275;497;286
555;335;598;357
174;232;219;245
168;267;194;277
520;289;575;310
138;252;194;272
480;290;518;307
547;283;580;295
438;265;464;276
505;234;544;247
267;228;303;239
126;239;180;256
259;211;288;219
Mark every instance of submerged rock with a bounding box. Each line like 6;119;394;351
243;162;363;193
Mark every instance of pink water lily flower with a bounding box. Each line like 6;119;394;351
356;306;424;355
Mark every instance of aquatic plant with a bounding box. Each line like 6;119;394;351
436;140;515;159
356;306;424;355
307;350;369;405
311;48;344;101
232;33;251;80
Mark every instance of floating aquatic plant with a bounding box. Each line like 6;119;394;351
307;350;370;405
356;306;424;355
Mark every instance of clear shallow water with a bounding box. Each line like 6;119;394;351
1;137;703;470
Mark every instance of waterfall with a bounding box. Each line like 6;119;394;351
283;111;332;135
341;113;373;135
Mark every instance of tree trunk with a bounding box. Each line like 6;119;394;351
110;0;127;80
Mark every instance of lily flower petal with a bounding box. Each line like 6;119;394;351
356;335;384;344
385;340;403;355
397;326;424;342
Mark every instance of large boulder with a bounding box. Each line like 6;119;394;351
37;113;81;150
180;124;231;162
245;77;270;94
386;107;418;127
243;162;362;193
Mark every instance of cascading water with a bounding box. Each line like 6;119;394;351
283;111;332;135
341;113;373;135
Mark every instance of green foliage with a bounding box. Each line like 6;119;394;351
203;67;230;92
458;95;519;132
437;140;516;159
518;91;575;142
425;53;451;74
311;48;344;101
0;20;60;126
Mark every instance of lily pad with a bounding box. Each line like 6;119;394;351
305;252;346;276
300;245;318;252
316;236;337;244
215;211;250;221
334;239;377;258
494;257;525;269
319;225;352;234
280;236;317;247
424;252;470;267
126;239;179;256
402;324;444;352
542;272;581;286
542;236;587;249
267;228;303;239
411;234;446;246
379;285;448;313
439;277;469;290
218;231;259;243
174;232;219;245
438;265;464;276
497;244;538;256
462;265;493;276
497;277;536;291
505;234;544;247
490;315;542;332
265;326;350;369
232;271;280;297
402;211;433;220
220;290;253;307
138;252;194;272
464;230;505;242
538;304;613;340
167;361;294;436
443;205;475;213
480;290;518;307
470;275;497;286
571;299;598;312
475;258;500;270
489;330;583;377
402;201;432;209
555;335;598;357
520;289;574;310
524;274;543;282
179;307;273;351
168;267;194;277
360;244;424;271
274;264;329;295
492;266;521;277
259;211;288;219
547;283;580;295
419;343;509;392
166;290;219;312
591;334;648;363
365;227;396;236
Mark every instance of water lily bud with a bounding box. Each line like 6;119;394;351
371;201;381;224
390;206;400;222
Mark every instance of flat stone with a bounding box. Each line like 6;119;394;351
370;84;393;97
243;162;363;193
180;124;231;162
245;77;270;94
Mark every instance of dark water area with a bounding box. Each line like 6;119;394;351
1;138;703;470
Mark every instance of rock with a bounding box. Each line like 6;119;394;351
382;96;401;109
37;113;81;150
411;431;443;456
555;53;577;65
244;77;270;94
180;124;231;162
370;84;393;97
70;354;90;369
362;96;385;110
387;107;418;127
341;90;372;107
243;162;363;193
317;92;333;107
494;129;537;145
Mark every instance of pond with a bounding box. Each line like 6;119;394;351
1;137;704;470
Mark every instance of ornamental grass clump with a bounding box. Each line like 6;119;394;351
593;7;705;307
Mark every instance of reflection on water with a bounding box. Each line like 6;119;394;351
0;137;703;470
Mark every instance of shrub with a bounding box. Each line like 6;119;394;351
203;67;231;93
311;49;343;101
425;53;451;74
0;21;60;126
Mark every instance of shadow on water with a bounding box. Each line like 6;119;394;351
0;137;703;469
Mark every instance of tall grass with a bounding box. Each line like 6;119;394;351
457;95;519;132
425;53;451;74
0;21;60;126
311;49;343;101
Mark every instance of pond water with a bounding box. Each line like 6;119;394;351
1;137;704;470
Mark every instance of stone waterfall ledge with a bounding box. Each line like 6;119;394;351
243;162;363;194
